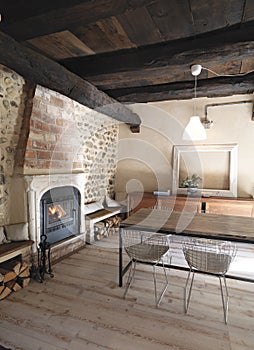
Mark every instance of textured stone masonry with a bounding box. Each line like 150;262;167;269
0;64;26;224
0;64;120;224
24;85;119;202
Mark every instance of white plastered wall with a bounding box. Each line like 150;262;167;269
116;94;254;198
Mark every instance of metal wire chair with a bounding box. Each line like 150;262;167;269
183;238;237;323
122;230;171;306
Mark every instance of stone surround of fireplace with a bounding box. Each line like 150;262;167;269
21;173;87;258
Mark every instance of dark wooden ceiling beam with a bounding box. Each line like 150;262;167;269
81;40;254;90
0;31;141;128
0;0;156;41
107;73;254;102
61;21;254;80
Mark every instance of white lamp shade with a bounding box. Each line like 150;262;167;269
183;116;207;141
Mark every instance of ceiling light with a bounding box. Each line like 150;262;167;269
183;116;207;140
183;65;207;141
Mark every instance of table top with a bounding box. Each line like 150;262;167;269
120;208;254;243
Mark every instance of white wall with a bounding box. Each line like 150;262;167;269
115;94;254;198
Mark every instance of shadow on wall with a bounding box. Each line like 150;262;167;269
115;103;185;195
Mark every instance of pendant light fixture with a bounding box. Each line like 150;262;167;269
183;64;207;141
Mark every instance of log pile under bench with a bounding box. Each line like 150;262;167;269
0;258;31;300
86;208;122;243
94;215;122;241
0;240;33;300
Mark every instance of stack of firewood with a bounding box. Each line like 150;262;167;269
94;222;106;241
0;259;30;300
94;216;122;241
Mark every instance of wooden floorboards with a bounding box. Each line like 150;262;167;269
0;236;253;349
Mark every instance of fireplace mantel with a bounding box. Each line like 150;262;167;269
24;173;87;193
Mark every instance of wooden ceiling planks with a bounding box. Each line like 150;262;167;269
0;0;253;105
190;0;244;34
206;61;243;78
147;0;195;41
96;16;136;50
240;58;254;73
0;0;155;41
0;30;141;127
117;7;163;46
26;30;95;60
62;19;254;73
243;0;254;21
72;23;117;54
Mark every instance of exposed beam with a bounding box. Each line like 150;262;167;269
61;21;254;90
0;0;156;41
107;73;254;102
0;31;141;127
82;39;254;90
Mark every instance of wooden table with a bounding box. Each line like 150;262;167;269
119;208;254;286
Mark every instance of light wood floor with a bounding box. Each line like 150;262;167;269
0;235;253;350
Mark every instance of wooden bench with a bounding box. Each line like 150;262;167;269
86;208;121;243
0;240;34;264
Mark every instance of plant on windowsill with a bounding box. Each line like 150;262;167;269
180;174;202;196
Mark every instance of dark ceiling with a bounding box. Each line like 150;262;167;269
0;0;254;103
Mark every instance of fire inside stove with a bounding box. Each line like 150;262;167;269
48;204;67;223
46;197;75;229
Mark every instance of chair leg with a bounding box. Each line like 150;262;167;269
184;269;195;313
163;249;172;265
153;260;169;307
219;275;229;324
123;260;136;299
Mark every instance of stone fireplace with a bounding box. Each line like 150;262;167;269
21;173;87;261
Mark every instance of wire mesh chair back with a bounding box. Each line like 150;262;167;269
123;230;170;263
182;238;237;323
183;238;237;275
122;229;171;306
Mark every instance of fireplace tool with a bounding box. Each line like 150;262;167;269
37;199;54;282
37;232;54;282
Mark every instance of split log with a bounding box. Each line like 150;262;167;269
0;286;12;300
15;262;31;289
16;276;30;288
0;273;4;283
0;286;11;300
20;277;30;288
5;279;17;290
11;282;22;292
1;260;21;275
0;267;17;283
19;262;30;277
19;268;30;278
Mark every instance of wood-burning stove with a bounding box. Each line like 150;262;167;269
40;186;80;244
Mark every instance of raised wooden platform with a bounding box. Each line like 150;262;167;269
0;240;33;264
